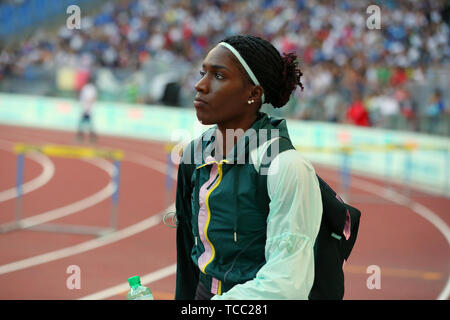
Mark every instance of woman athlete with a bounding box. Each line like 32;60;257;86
175;34;322;300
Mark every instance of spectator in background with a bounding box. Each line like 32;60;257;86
345;92;371;127
365;89;383;126
378;89;401;129
323;86;343;123
390;66;408;87
425;90;446;134
76;74;98;143
395;85;416;131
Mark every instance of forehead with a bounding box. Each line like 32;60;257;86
203;45;252;85
203;45;240;72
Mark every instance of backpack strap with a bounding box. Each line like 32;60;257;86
257;136;296;174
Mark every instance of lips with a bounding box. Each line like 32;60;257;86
194;97;208;108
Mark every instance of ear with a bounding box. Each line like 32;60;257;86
249;85;264;104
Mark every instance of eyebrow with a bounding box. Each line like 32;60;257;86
202;63;230;71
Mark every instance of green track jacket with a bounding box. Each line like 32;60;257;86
175;112;322;299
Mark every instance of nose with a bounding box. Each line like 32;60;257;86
194;74;209;94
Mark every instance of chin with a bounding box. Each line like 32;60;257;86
196;113;214;125
198;119;214;125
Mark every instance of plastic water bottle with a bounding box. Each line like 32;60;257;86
126;275;154;300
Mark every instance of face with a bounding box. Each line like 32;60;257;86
193;45;255;128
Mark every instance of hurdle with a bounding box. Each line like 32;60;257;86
295;142;432;204
0;143;124;237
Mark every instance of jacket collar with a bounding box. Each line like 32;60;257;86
199;112;290;164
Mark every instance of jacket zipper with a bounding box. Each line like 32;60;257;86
206;173;219;190
200;160;227;274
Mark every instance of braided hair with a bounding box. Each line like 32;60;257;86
220;34;304;109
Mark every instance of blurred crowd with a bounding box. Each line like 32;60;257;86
0;0;449;134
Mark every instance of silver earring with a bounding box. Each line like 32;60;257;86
247;99;254;104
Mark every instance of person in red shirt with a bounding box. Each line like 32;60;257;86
345;92;371;126
390;66;408;87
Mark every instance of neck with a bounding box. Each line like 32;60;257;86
216;113;258;158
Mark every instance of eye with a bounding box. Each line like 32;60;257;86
199;70;225;80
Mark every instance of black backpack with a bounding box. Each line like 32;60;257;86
309;175;361;300
260;137;361;300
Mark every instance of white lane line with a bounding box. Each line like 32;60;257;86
13;157;115;229
410;201;450;301
0;209;166;275
327;174;450;300
0;141;55;203
0;153;175;275
79;263;177;300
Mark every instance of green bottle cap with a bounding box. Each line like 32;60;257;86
128;275;141;288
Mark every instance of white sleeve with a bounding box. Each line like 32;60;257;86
212;149;323;300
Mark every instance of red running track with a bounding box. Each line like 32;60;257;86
0;124;448;300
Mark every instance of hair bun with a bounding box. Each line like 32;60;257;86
273;52;304;108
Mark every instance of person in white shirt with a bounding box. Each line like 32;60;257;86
76;76;98;143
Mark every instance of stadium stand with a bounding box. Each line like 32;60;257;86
0;0;448;135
